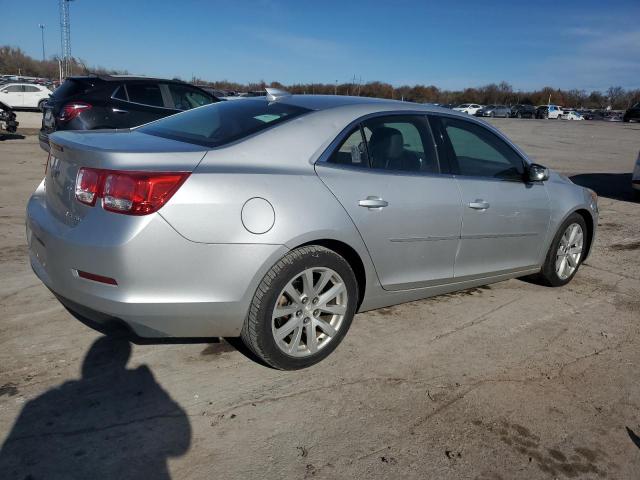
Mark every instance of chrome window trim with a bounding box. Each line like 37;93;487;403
109;83;177;111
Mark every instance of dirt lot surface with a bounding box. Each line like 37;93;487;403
1;119;639;479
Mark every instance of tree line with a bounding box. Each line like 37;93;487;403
2;46;638;110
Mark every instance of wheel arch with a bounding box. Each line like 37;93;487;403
574;208;595;260
294;238;367;310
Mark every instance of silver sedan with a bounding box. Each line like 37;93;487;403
26;91;598;369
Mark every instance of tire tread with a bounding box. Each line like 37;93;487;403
241;245;355;369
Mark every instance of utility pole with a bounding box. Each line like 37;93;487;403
334;80;337;95
38;24;46;62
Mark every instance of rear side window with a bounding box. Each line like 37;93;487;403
328;128;368;168
127;83;164;107
362;115;438;173
139;99;311;147
112;85;128;101
24;85;40;92
167;84;214;110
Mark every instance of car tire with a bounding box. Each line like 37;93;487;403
241;245;358;370
517;112;522;118
38;100;47;112
536;213;588;287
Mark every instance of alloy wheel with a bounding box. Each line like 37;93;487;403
271;267;348;357
555;223;584;280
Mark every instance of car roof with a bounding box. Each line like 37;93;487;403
271;94;460;116
68;74;191;84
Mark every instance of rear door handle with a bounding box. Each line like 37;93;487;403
359;196;389;209
112;108;129;114
468;200;490;210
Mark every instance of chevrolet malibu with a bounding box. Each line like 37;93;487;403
26;91;598;370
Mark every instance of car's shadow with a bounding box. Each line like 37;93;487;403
0;133;25;141
569;173;638;203
0;336;192;479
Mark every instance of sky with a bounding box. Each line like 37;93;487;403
1;0;639;92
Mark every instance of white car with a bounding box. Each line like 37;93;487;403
453;103;483;115
0;83;52;110
545;105;564;119
561;110;584;121
633;151;640;198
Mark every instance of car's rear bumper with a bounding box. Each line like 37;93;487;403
26;180;288;338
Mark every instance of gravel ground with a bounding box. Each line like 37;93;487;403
0;119;639;479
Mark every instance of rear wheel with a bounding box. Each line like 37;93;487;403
517;112;522;118
537;213;587;286
241;246;358;370
38;100;47;112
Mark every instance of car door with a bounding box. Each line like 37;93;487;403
429;114;550;279
119;83;176;128
0;84;24;107
316;114;462;291
22;85;42;107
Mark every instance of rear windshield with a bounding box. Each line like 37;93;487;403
51;78;96;99
138;99;311;147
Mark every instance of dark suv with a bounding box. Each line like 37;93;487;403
623;103;640;123
510;104;536;118
39;75;218;151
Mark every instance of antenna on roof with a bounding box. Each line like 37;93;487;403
265;87;291;102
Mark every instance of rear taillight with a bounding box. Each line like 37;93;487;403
75;167;101;206
59;102;92;122
75;168;189;215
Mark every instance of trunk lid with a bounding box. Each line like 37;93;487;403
45;129;208;227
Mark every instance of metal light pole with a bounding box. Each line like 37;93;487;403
38;24;45;62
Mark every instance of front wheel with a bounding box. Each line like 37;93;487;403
537;213;587;286
241;246;358;370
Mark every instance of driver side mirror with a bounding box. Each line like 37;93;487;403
528;163;549;182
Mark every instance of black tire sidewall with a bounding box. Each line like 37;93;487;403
541;213;587;286
249;248;358;370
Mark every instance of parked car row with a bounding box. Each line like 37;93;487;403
441;102;637;123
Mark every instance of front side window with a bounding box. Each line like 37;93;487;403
139;99;310;148
126;83;164;107
328;128;368;168
433;116;524;180
3;85;23;93
361;115;438;173
167;84;214;111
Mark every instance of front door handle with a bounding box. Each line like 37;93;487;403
359;196;389;209
468;200;490;210
112;108;129;114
